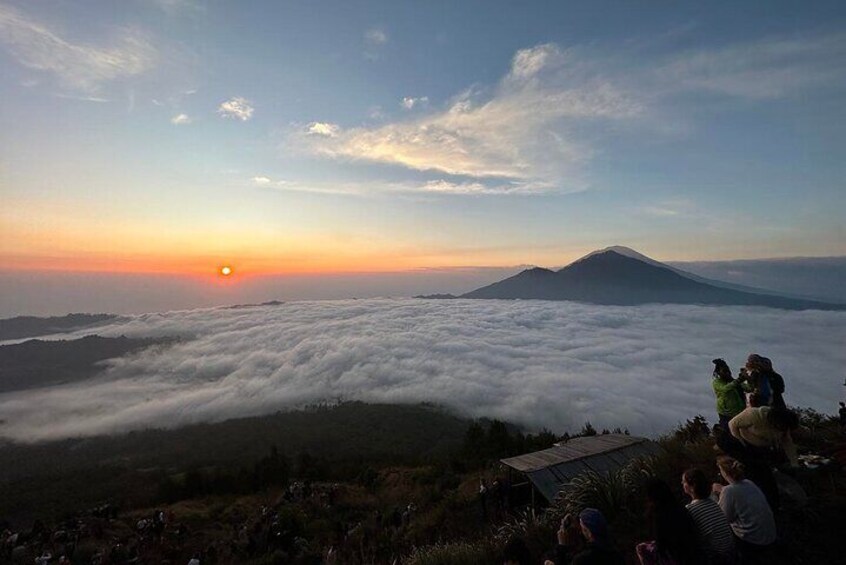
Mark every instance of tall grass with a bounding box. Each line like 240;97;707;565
402;540;500;565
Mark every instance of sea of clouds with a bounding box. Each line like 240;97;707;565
1;299;844;443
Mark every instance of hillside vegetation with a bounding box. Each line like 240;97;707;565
1;403;844;564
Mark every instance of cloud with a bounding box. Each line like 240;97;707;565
0;299;843;443
0;4;157;92
218;97;254;121
306;122;340;137
151;0;204;15
170;113;191;125
509;42;560;81
293;43;641;192
660;33;846;99
401;96;429;110
54;93;110;103
364;28;388;46
248;175;546;196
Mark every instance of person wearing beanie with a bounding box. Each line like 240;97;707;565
544;508;624;565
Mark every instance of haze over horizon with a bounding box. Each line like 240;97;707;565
2;0;845;306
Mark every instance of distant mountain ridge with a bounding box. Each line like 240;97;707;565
0;313;118;341
458;247;844;310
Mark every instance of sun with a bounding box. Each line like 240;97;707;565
219;266;233;276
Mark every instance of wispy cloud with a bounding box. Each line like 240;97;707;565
170;113;191;125
54;93;110;103
218;97;254;121
363;27;389;60
0;4;157;92
401;96;429;110
364;28;388;46
150;0;204;15
306;122;340;137
293;43;641;192
250;175;561;196
660;33;846;99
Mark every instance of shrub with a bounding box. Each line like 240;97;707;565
550;457;657;523
672;415;711;444
403;540;500;565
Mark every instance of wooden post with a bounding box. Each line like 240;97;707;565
531;479;536;511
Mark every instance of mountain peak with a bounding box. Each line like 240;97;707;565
570;246;662;267
458;245;843;310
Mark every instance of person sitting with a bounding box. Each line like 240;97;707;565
544;508;624;565
712;456;776;564
635;479;699;565
682;468;737;564
711;359;745;430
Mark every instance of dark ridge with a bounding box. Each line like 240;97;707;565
222;299;286;310
0;335;175;394
0;313;118;341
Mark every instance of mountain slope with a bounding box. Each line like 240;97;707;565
461;249;844;310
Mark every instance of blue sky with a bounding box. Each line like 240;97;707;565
1;0;845;279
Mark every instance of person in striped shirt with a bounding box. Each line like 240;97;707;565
682;468;737;564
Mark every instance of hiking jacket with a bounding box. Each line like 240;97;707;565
713;378;745;418
741;371;771;405
728;407;798;465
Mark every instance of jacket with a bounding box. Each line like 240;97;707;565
713;378;745;418
728;407;798;466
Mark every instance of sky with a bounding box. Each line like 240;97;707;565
1;0;845;303
2;299;844;442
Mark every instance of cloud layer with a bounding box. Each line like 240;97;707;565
1;299;843;443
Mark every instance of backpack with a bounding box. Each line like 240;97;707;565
769;371;785;395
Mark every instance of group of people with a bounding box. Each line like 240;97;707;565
710;354;800;511
503;353;812;565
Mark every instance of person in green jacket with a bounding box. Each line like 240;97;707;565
712;358;745;430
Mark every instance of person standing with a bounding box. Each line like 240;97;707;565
742;355;773;406
712;359;746;430
717;404;799;510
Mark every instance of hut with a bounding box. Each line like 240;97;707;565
500;433;662;507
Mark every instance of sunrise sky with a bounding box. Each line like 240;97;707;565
1;0;845;282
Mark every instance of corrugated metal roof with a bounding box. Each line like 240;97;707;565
500;434;662;502
501;433;655;472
